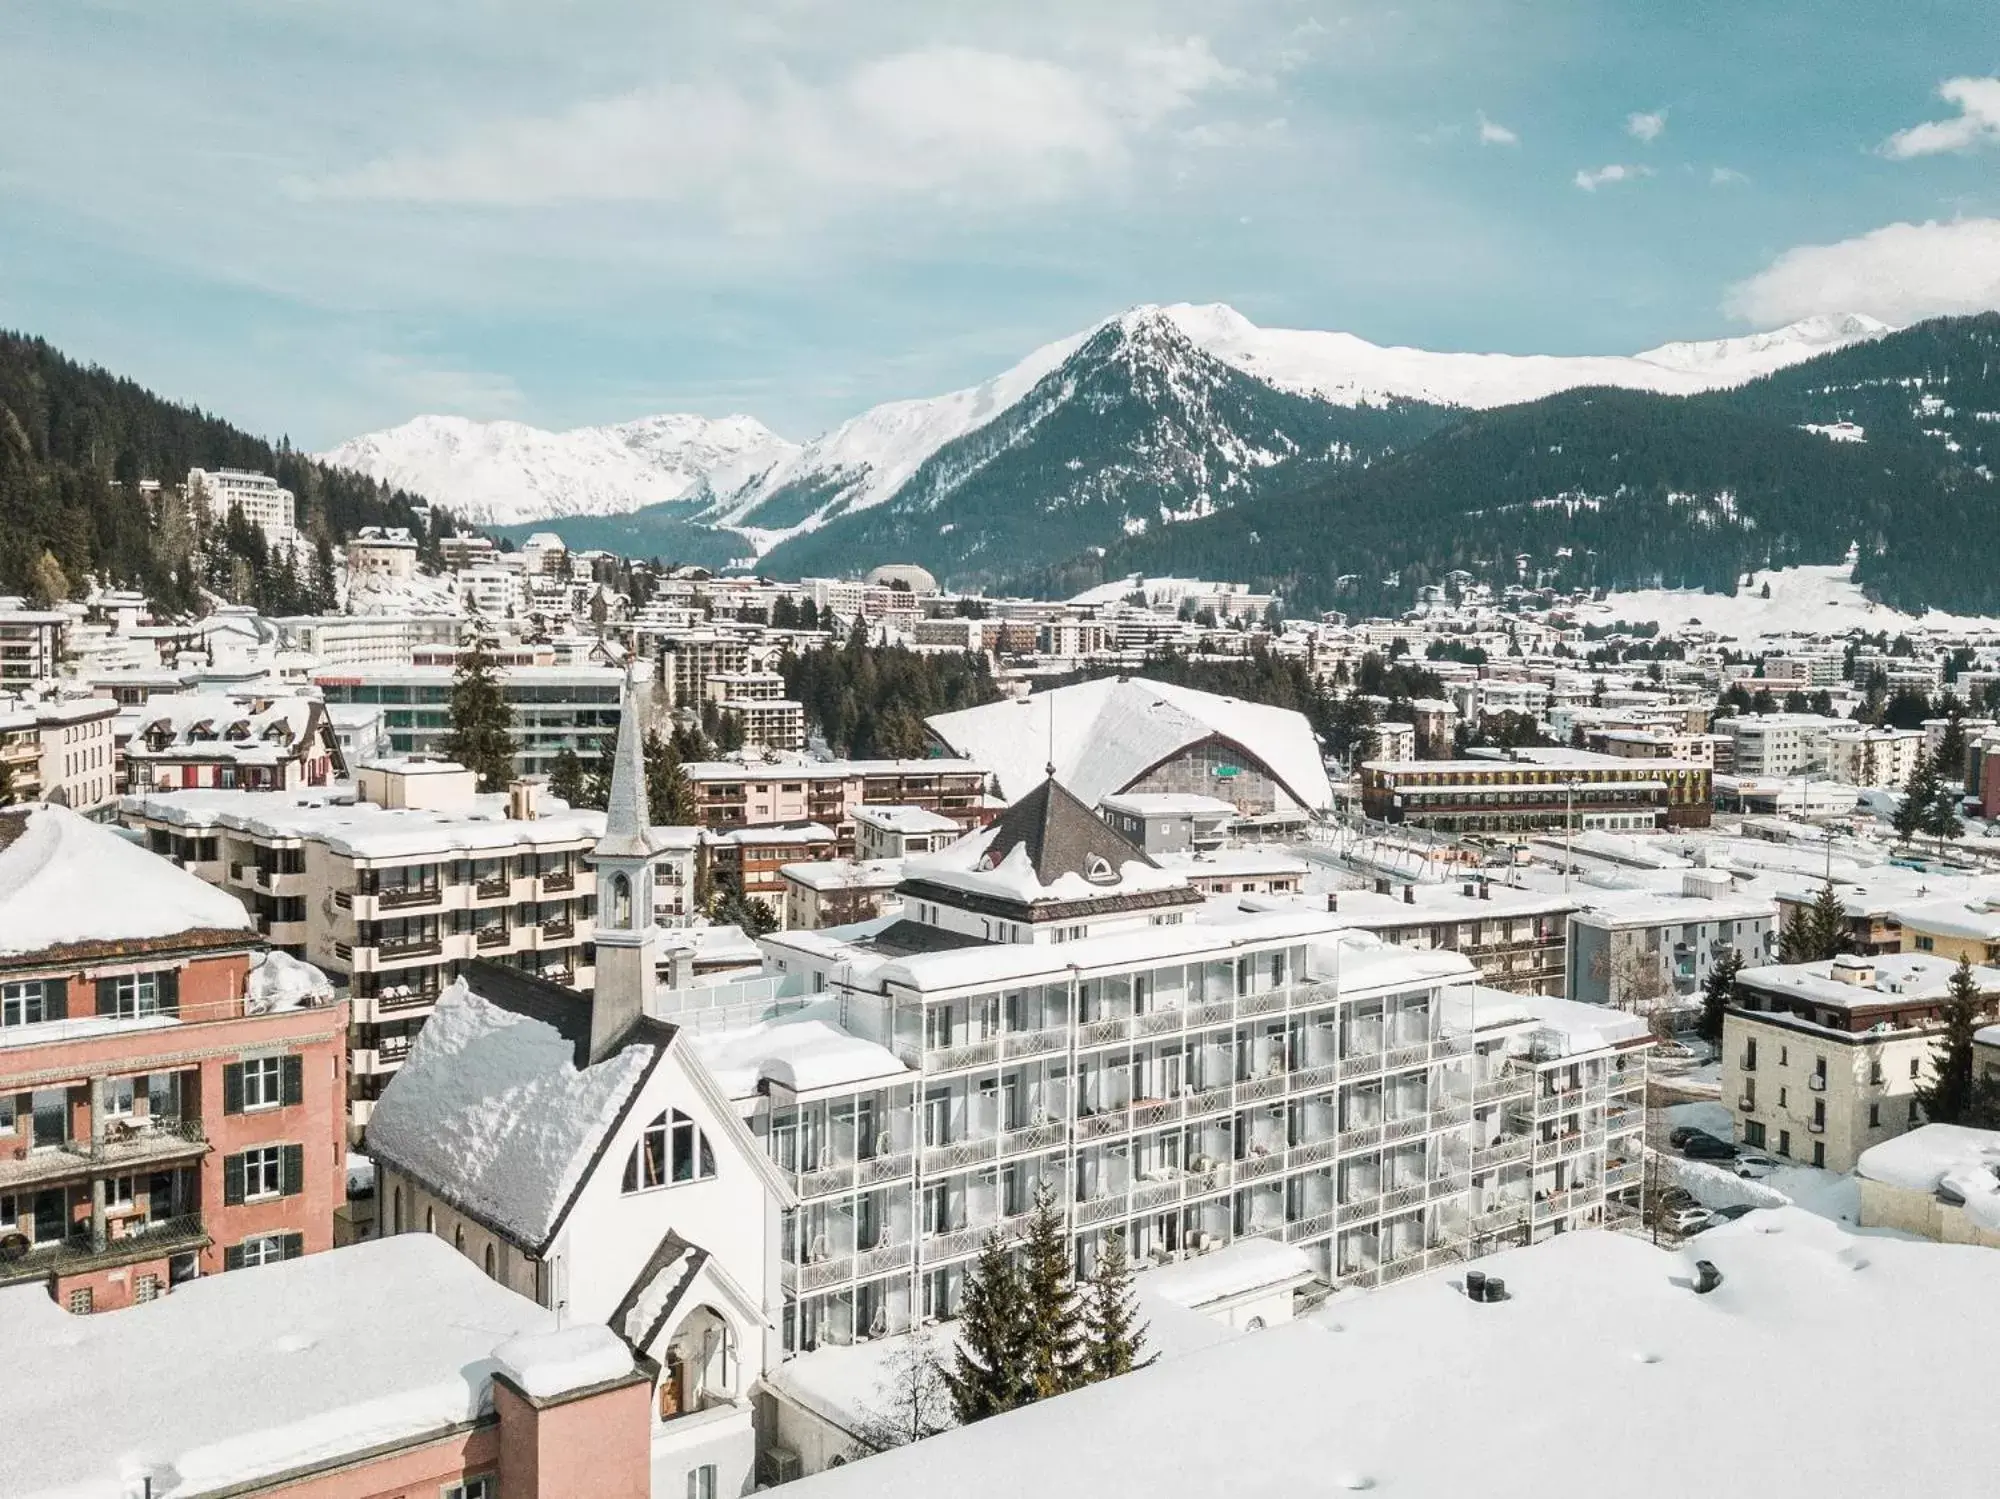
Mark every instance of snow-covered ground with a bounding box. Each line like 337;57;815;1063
1584;563;2000;639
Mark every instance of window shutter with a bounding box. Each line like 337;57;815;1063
281;1055;303;1107
223;1063;245;1115
280;1143;304;1196
223;1153;246;1206
157;969;179;1016
282;1232;304;1260
224;1243;246;1271
43;979;65;1021
95;978;118;1016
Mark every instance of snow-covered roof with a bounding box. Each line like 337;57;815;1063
926;678;1333;812
852;804;961;835
782;857;906;893
122;786;605;859
1160;848;1309;880
782;1211;2000;1499
0;1235;611;1499
1889;894;2000;942
126;692;324;764
1738;952;2000;1010
1856;1123;2000;1231
491;1323;636;1400
366;976;659;1247
245;949;334;1014
1568;885;1777;928
688;1000;910;1100
1137;1237;1318;1311
1098;791;1240;819
0;804;252;961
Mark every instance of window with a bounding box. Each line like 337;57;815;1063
1812;1141;1825;1169
1778;1130;1792;1157
1744;1120;1766;1148
1909;1098;1922;1123
484;1243;497;1278
242;1146;282;1200
392;1186;404;1235
134;1274;160;1303
242;1057;283;1110
688;1467;718;1499
1911;1058;1922;1079
441;1478;495;1499
68;1287;92;1314
1;980;47;1028
622;1109;715;1192
234;1233;292;1268
1869;1103;1882;1127
109;974;160;1018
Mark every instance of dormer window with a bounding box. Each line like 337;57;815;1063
1085;854;1117;884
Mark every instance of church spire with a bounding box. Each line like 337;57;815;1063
596;666;662;860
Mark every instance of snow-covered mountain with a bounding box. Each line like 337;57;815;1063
319;412;796;529
319;306;1891;541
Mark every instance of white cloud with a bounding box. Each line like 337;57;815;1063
1725;218;2000;325
1881;76;2000;158
1477;112;1518;146
1626;109;1667;143
1709;165;1750;186
309;40;1241;216
356;353;526;417
1573;163;1650;191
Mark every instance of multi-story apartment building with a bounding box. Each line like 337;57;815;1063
0;695;120;815
0;607;66;685
1320;880;1575;995
1894;894;2000;964
685;758;990;854
1826;726;1927;788
345;526;418;582
1723;951;2000;1172
1713;712;1840;777
716;697;807;754
126;694;346;793
1358;750;1713;833
731;778;1647;1362
853;804;963;861
0;805;347;1311
187;467;296;544
121;760;602;1137
659;632;756;708
1567;875;1777;1012
705;824;837;916
315;663;624;778
274;613;463;667
780;858;906;931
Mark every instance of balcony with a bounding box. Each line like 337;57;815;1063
1187;1084;1235;1119
1808;1118;1826;1134
1475;1072;1532;1104
1383;1113;1430;1143
1338;1123;1385;1153
1077;1016;1133;1049
1287;1138;1338;1169
541;871;576;894
999;1123;1064;1158
376;886;441;910
1075;1193;1128;1227
1134;1009;1185;1038
1335;1194;1382;1226
1076;1108;1130;1141
1809;1074;1828;1092
858;1151;915;1186
1383;1043;1430;1072
1235;1073;1288;1105
541;919;576;942
1379;1181;1428;1214
1604;1160;1643;1190
0;1212;207;1284
1185;999;1235;1029
1472;1134;1532;1168
1000;1026;1067;1060
0;1117;209;1191
1237;1150;1284;1181
375;987;441;1014
474;876;511;900
1237;989;1288;1019
1130;1097;1185;1130
922;1039;1000;1073
475;928;512;951
380;936;445;961
921;1137;999;1175
1532;1133;1588;1167
1283;1211;1335;1243
1289;1062;1338;1093
1470;1201;1530;1237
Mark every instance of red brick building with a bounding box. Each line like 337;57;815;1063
0;805;346;1311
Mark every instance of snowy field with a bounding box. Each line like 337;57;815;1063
1583;564;2000;640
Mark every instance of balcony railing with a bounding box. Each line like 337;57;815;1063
1532;1134;1589;1167
1383;1113;1430;1142
859;1151;915;1186
1472;1134;1532;1168
376;885;441;909
1077;1016;1133;1048
1287;1138;1338;1169
1338;1123;1385;1153
1001;1026;1067;1059
1236;1151;1284;1181
1475;1073;1532;1104
1076;1108;1130;1141
1235;1073;1288;1105
375;987;440;1013
1075;1194;1128;1227
923;1039;1000;1073
1384;1043;1430;1072
1335;1194;1382;1226
1290;1062;1338;1093
475;876;510;899
1284;1211;1335;1243
542;871;576;893
1380;1181;1428;1214
475;928;511;950
921;1137;999;1175
999;1123;1065;1157
380;936;445;960
1130;1098;1184;1130
0;1212;206;1283
1604;1161;1643;1190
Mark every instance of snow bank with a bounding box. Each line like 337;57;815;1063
1858;1123;2000;1231
1657;1155;1790;1212
0;804;251;957
492;1324;635;1400
365;979;655;1245
689;1004;908;1100
1139;1238;1316;1311
1587;564;2000;640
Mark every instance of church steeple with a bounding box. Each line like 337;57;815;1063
586;664;664;1060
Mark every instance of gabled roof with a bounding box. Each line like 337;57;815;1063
982;775;1160;886
366;974;665;1250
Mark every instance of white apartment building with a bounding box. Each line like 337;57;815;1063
345;526;419;581
275;614;464;668
187;467;296;545
0;694;120;815
852;805;962;861
1826;726;1926;788
120;760;604;1137
712;777;1647;1368
1715;712;1841;777
1723;951;2000;1172
1567;874;1778;1012
457;564;526;619
314;663;625;779
717;697;807;754
0;607;67;685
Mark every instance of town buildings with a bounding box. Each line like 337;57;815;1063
1855;1123;2000;1247
0;607;67;686
1826;725;1926;788
0;805;346;1311
1567;875;1778;1012
1712;712;1839;777
1358;750;1714;833
0;693;119;815
314;663;625;778
187;467;297;545
120;760;603;1139
126;693;347;793
1722;951;2000;1172
685;758;989;853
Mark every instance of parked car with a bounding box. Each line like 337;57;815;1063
1662;1206;1711;1236
1704;1204;1758;1229
1734;1152;1783;1179
1668;1125;1705;1148
1681;1132;1738;1161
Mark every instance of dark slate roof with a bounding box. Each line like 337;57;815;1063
979;774;1158;887
608;1229;709;1353
459;958;677;1071
867;917;992;957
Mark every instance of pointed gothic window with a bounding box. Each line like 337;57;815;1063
612;872;632;928
623;1108;717;1192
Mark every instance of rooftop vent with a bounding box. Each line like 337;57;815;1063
1693;1259;1723;1295
1829;953;1874;987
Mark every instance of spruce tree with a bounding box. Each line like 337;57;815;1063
643;730;698;825
1893;753;1932;844
548;747;586;808
440;637;517;791
943;1234;1031;1424
1934;712;1970;791
1018;1181;1086;1400
1777;906;1816;964
1805;883;1850;962
1081;1230;1154;1382
1697;948;1742;1046
1916;956;1985;1126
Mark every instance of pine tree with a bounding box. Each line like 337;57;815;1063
1081;1230;1154;1382
943;1234;1031;1424
1018;1181;1085;1400
1894;752;1935;844
440;637;517;791
1934;712;1970;791
643;730;698;825
1777;906;1816;964
1916;957;1986;1125
548;747;586;808
1804;883;1850;962
1697;948;1742;1045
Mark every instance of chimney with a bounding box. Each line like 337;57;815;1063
1479;880;1491;900
1403;884;1415;905
1462;882;1477;898
509;775;545;821
1374;877;1391;896
1327;892;1339;913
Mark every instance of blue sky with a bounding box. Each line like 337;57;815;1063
3;0;1998;449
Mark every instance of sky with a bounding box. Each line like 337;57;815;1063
3;0;1998;450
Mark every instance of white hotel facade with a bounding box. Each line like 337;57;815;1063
662;777;1650;1355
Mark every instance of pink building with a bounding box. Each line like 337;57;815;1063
0;805;347;1311
1;1234;653;1498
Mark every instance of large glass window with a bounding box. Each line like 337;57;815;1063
0;981;46;1028
622;1109;716;1192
